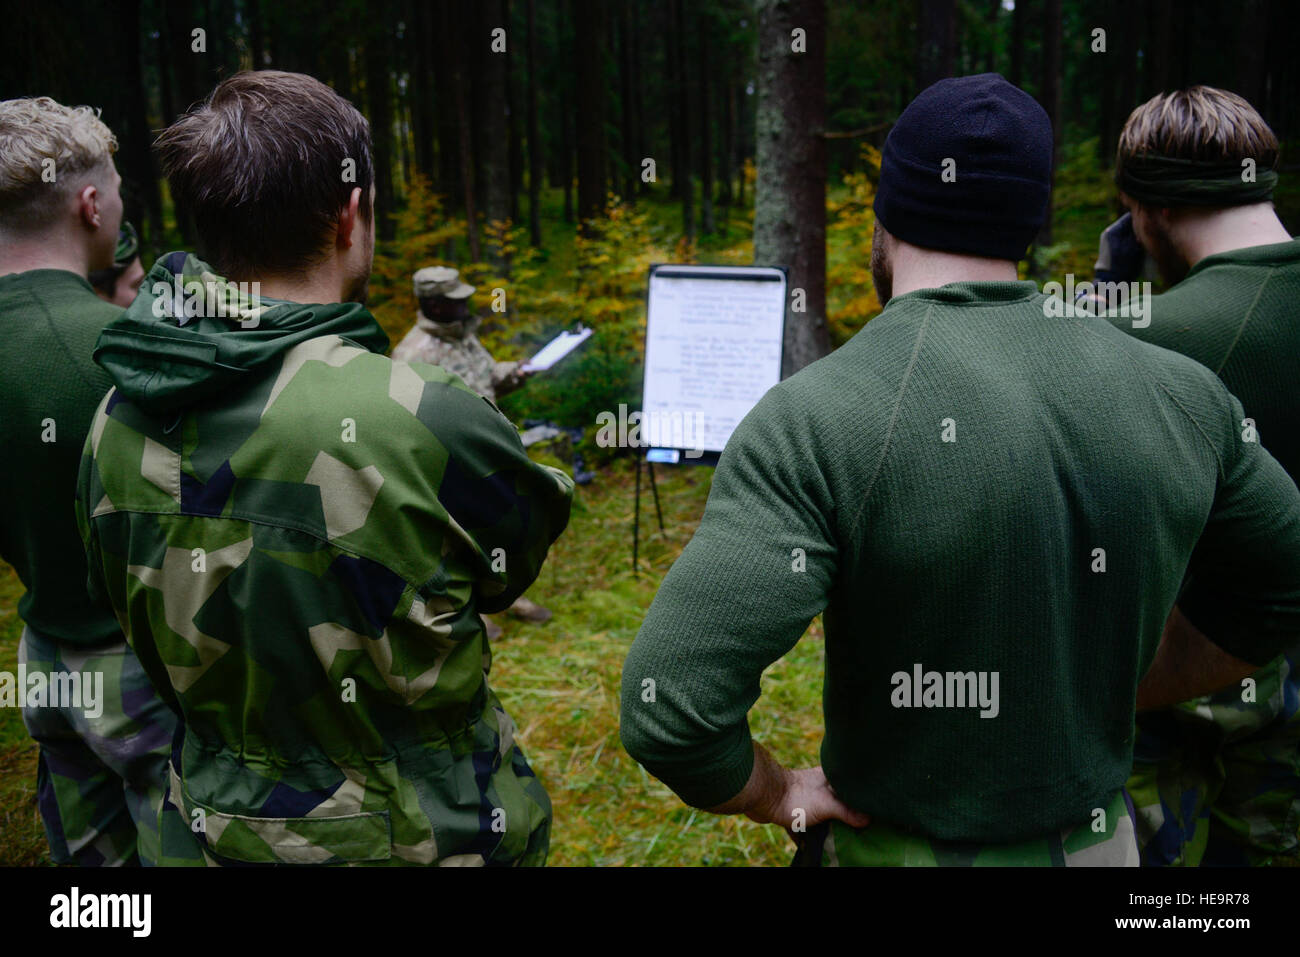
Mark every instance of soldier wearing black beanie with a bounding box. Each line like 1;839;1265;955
873;73;1054;264
622;71;1300;868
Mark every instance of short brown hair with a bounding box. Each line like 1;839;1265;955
0;97;117;232
1117;86;1279;172
155;71;373;278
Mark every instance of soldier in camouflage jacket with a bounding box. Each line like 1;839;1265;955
391;266;528;404
77;252;574;865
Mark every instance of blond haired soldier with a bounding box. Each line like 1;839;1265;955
1092;86;1300;866
0;97;174;865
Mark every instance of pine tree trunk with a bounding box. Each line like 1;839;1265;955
574;0;607;229
698;13;715;236
526;0;543;246
754;0;829;378
1036;0;1061;248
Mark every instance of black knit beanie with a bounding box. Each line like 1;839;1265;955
873;73;1054;261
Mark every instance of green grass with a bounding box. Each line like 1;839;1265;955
488;458;825;866
0;563;49;865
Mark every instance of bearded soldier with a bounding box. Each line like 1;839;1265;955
1089;86;1300;867
392;266;529;404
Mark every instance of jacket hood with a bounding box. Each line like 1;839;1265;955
94;251;390;413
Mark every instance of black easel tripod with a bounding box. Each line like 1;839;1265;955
631;454;664;574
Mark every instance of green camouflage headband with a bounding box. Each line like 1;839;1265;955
1116;154;1278;208
114;221;140;267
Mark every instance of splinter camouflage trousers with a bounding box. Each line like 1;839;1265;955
793;788;1140;866
18;625;174;866
1127;649;1300;866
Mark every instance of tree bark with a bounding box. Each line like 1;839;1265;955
366;16;396;242
1009;0;1027;88
698;11;715;236
619;0;636;200
1036;0;1062;248
671;0;693;240
120;0;162;247
447;3;481;260
482;0;512;238
526;0;543;246
574;0;607;228
754;0;829;378
916;0;956;91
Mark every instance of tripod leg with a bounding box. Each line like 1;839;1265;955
648;461;665;532
632;455;642;573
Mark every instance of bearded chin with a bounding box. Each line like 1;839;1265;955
345;273;371;306
870;243;892;306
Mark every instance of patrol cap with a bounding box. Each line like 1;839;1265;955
413;266;475;300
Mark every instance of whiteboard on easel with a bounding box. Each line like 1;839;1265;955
642;264;787;456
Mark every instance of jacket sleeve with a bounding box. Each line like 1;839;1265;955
418;374;574;614
1178;391;1300;666
619;386;840;808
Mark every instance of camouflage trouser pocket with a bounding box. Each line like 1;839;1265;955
798;789;1139;866
166;764;393;865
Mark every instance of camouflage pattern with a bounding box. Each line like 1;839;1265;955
1128;648;1300;866
18;625;174;866
796;788;1139;866
391;313;524;403
76;252;574;866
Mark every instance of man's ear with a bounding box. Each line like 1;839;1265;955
337;187;363;249
77;183;102;229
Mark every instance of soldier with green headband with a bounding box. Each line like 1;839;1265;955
88;221;145;308
1089;85;1300;867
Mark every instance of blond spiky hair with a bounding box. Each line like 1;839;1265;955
0;96;118;231
1117;85;1278;169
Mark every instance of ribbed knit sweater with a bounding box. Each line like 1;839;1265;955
0;269;121;646
620;279;1300;843
1106;238;1300;480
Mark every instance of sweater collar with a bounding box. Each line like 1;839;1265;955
888;279;1041;306
1185;236;1300;279
0;268;98;295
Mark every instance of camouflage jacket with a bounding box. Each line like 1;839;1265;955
390;313;524;402
76;253;574;866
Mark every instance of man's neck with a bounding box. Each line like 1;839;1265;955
889;244;1020;300
249;272;343;305
1173;203;1293;268
0;234;90;280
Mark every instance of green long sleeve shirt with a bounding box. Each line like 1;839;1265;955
1105;238;1300;480
0;269;122;646
620;280;1300;844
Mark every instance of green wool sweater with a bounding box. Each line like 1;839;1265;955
620;280;1300;844
1106;238;1300;481
0;270;122;646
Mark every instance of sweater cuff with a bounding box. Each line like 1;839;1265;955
631;723;756;809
